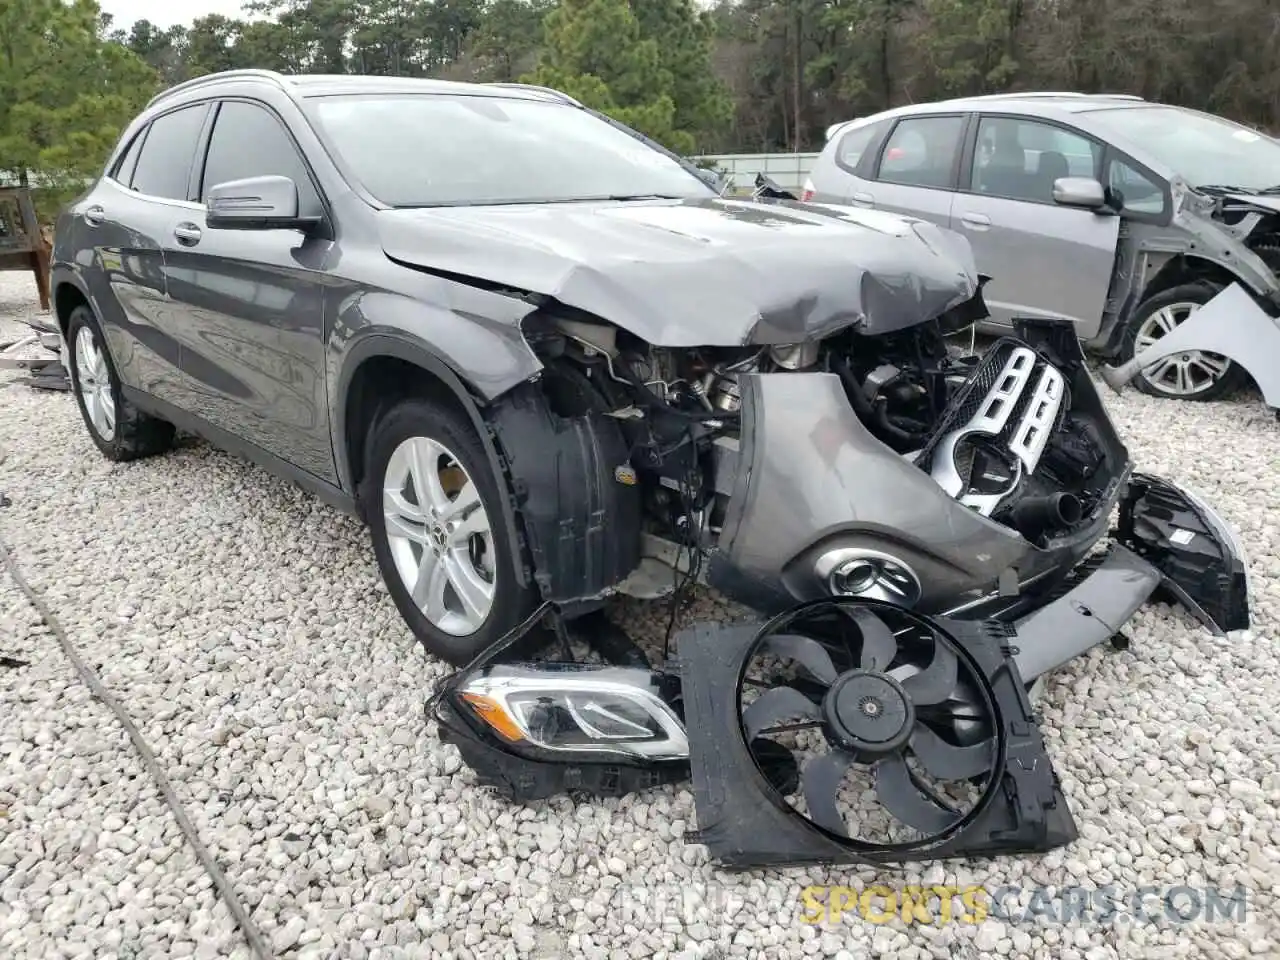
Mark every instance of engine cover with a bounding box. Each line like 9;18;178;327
917;339;1067;516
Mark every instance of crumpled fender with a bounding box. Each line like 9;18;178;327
1101;282;1280;407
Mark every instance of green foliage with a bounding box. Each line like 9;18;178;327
0;0;159;217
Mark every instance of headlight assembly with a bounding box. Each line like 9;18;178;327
452;664;689;761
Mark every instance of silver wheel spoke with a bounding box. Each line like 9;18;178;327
441;480;480;523
1192;353;1229;378
411;548;447;610
385;488;427;524
99;388;116;430
1175;362;1192;394
445;551;494;624
385;511;427;543
411;438;452;516
1145;358;1175;382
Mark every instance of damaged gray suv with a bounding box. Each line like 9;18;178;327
54;71;1252;864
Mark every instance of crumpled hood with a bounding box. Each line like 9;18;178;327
376;197;981;346
1225;192;1280;215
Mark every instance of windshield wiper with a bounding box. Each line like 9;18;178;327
1194;184;1251;195
602;194;685;201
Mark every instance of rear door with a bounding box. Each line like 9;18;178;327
77;102;211;405
853;113;968;228
949;113;1120;336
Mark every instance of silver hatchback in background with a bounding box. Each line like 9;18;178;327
806;93;1280;403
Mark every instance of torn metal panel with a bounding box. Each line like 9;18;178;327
377;197;983;346
1100;282;1280;407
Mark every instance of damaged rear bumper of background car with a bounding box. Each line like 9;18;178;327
430;316;1251;867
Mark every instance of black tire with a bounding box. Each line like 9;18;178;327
1120;282;1245;401
65;304;175;461
360;396;538;665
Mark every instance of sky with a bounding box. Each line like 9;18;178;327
101;0;254;32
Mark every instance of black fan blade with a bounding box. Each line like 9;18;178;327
900;641;958;705
742;686;821;740
910;723;995;781
844;607;898;671
874;753;961;835
800;748;857;837
761;633;838;685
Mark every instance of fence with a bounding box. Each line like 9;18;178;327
694;152;822;193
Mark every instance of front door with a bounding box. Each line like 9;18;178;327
951;114;1120;336
160;98;337;482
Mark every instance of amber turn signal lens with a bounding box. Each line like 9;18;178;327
460;692;525;742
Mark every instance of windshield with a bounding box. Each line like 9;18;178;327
306;93;714;207
1081;105;1280;193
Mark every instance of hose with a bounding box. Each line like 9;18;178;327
0;535;274;960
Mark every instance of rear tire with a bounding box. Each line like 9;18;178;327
1121;282;1244;401
66;304;175;461
361;396;538;665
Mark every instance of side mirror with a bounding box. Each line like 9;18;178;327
206;175;320;231
1052;176;1108;211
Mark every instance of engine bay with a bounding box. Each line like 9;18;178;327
518;303;1121;597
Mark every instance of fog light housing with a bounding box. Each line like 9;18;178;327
816;548;921;605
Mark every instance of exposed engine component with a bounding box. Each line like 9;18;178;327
918;340;1068;519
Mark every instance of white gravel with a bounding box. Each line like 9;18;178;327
2;270;1279;960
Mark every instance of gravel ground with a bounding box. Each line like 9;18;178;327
2;271;1279;960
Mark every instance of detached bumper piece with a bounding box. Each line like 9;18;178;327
678;598;1077;868
1114;473;1251;636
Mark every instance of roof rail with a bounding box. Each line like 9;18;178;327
960;91;1145;102
147;69;292;108
486;82;582;107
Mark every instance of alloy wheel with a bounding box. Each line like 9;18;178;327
382;436;496;636
74;326;116;441
1134;301;1233;396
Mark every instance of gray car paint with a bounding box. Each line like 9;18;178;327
807;94;1280;359
377;197;982;345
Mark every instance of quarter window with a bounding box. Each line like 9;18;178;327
200;101;316;208
875;116;964;189
971;116;1101;203
112;130;147;187
835;122;881;172
1107;155;1166;217
129;104;208;201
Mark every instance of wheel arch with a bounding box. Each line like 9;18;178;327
336;334;534;590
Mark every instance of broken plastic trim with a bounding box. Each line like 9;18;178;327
1114;472;1251;635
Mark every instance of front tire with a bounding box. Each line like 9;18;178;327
1121;282;1244;401
66;304;175;461
361;397;537;665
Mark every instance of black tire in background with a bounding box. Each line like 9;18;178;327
65;304;175;461
360;396;538;665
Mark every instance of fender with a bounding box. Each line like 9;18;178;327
334;331;540;590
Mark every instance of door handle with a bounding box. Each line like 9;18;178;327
84;205;106;226
173;222;202;246
959;211;991;228
851;192;874;206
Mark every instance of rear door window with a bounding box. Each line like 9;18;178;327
129;104;209;201
875;115;965;189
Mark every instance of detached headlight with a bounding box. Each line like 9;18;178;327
454;665;689;761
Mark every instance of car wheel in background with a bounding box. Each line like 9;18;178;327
66;303;175;461
1122;282;1245;401
361;397;538;665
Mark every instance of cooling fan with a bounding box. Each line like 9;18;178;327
677;597;1079;867
740;600;1000;851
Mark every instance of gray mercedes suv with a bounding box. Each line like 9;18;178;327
806;93;1280;401
51;71;1247;680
